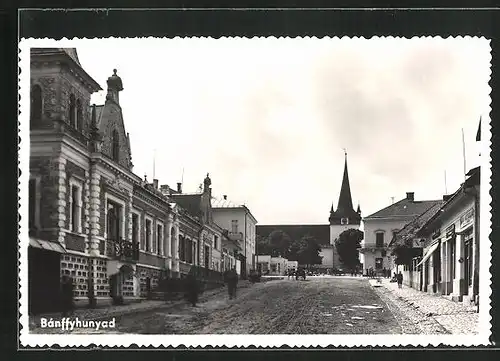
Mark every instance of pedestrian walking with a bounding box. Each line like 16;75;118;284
61;275;74;317
397;271;403;289
224;267;238;299
185;273;199;307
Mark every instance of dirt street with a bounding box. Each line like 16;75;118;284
111;277;406;334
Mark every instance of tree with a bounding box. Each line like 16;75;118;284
256;234;273;256
268;230;292;258
295;235;323;268
335;229;363;272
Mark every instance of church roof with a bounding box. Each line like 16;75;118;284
256;224;330;246
329;152;360;223
337;153;354;213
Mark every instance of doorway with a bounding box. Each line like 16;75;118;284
28;247;61;314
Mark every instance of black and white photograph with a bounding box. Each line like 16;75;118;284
19;34;492;347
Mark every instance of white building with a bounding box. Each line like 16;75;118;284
257;255;288;276
212;198;258;278
360;192;441;276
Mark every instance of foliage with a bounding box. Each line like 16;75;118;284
292;235;323;266
335;228;363;271
256;234;273;256
256;231;322;266
268;230;292;258
391;244;421;265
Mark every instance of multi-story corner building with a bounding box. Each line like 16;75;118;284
211;197;258;277
27;48;218;314
360;192;441;276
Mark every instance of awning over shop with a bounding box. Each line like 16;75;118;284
416;242;439;267
29;238;67;254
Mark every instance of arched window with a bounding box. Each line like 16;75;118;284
111;130;120;162
69;94;76;127
76;98;83;130
30;85;43;123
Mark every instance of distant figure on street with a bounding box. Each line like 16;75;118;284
224;267;239;299
185;273;200;307
61;275;74;317
397;271;403;289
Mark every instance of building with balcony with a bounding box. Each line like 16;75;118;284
360;192;441;276
27;48;223;314
28;48;184;313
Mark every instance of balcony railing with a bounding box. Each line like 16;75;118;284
103;238;140;262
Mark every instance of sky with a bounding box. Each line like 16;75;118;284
70;37;490;225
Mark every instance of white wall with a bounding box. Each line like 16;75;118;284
213;207;257;269
362;218;413;273
330;224;360;245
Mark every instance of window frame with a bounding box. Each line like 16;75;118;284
144;215;154;253
68;178;83;234
69;93;76;127
131;208;141;246
104;193;127;240
30;84;43;123
341;217;349;225
156;221;164;256
231;219;238;233
375;231;385;248
28;176;42;230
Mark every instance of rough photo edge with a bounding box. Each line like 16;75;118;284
17;36;494;349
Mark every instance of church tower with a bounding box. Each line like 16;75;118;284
329;151;361;247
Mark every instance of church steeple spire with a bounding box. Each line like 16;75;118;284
337;150;354;213
329;150;360;225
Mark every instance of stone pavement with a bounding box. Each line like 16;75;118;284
29;281;252;333
370;278;478;335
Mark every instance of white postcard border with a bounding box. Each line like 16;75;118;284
18;37;493;348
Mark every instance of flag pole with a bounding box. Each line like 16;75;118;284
462;128;467;181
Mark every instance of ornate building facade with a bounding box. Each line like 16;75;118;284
27;48;218;314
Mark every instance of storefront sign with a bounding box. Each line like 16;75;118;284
460;208;474;229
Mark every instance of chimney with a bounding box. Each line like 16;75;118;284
160;184;170;193
153;179;159;190
406;192;414;201
443;194;452;202
223;195;227;200
177;182;182;193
